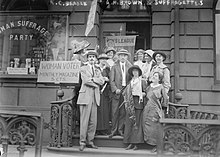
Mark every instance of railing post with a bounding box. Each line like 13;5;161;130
17;142;27;157
157;123;164;157
1;135;9;157
49;86;74;148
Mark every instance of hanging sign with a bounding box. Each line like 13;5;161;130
37;61;81;84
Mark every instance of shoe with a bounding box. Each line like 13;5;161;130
87;144;98;149
108;133;116;138
151;147;157;153
133;145;138;150
118;131;124;136
79;145;85;151
125;144;133;150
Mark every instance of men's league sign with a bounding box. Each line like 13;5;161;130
105;35;136;62
37;61;81;84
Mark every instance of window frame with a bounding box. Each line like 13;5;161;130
0;11;70;74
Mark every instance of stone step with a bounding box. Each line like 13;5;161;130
72;135;152;149
47;146;158;157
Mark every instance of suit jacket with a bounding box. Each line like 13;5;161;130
77;64;105;106
110;60;132;99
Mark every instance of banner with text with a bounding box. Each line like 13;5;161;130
37;61;81;84
105;35;136;62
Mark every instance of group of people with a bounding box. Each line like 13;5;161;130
76;46;171;152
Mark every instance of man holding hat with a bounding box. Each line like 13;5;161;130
109;48;132;138
77;50;105;151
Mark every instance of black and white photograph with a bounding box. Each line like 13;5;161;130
0;0;220;157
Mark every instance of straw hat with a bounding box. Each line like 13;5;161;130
85;50;98;58
105;47;116;54
128;65;142;77
116;49;130;56
136;49;145;55
71;39;90;54
152;51;166;61
98;53;109;60
145;49;155;58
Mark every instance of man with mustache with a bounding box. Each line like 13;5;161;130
109;49;132;138
77;50;105;151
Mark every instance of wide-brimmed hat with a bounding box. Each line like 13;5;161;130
128;65;142;77
145;49;155;58
152;51;166;61
71;39;90;54
136;49;145;55
105;47;116;54
98;53;109;60
116;49;130;56
85;50;98;58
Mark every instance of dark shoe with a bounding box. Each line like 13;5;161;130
125;144;133;150
133;145;138;150
87;144;98;149
79;145;85;151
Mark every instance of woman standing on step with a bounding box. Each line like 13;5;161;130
142;72;168;152
123;65;147;150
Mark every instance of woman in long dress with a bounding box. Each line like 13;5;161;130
96;54;111;135
123;65;147;150
142;72;168;152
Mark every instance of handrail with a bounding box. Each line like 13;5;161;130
160;118;220;125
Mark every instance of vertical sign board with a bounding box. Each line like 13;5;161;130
37;61;81;84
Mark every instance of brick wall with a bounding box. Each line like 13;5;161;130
152;1;220;110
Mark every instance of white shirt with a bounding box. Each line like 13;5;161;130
120;62;126;86
88;64;95;76
107;59;115;69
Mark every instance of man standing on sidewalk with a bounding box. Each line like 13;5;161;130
109;49;132;138
77;50;105;151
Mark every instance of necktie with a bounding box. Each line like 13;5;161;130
92;66;95;77
122;64;125;73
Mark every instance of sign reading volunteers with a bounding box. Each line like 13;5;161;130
37;61;81;84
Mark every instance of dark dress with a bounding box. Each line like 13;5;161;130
97;67;110;131
123;79;147;144
142;84;168;145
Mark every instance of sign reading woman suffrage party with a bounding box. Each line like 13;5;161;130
37;61;81;84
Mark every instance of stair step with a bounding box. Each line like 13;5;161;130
72;135;152;149
47;146;158;156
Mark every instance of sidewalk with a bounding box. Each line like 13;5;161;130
6;145;158;157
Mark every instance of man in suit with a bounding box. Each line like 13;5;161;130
109;49;132;138
77;50;105;151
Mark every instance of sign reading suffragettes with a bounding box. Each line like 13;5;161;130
37;61;81;84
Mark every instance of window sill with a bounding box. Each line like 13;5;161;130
211;84;220;92
0;74;37;79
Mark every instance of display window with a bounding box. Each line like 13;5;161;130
0;12;69;75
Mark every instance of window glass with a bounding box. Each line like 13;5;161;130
0;14;68;73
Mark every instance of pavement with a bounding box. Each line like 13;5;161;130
5;145;159;157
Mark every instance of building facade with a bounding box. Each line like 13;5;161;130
0;0;219;144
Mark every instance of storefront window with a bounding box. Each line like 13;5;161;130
0;13;69;74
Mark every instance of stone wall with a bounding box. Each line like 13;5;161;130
152;1;220;111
